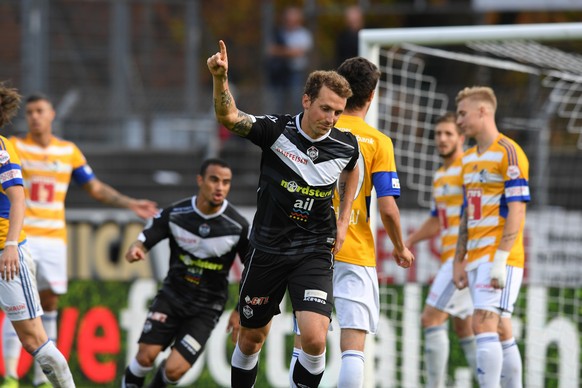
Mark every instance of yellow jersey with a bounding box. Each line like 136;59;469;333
333;115;400;267
431;157;463;264
461;134;530;270
0;136;27;247
10;135;95;242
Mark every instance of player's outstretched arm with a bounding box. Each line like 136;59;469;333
82;178;158;219
207;40;253;137
125;240;147;263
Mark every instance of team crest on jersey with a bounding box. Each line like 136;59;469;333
198;223;211;237
143;320;152;334
306;146;319;161
478;169;489;183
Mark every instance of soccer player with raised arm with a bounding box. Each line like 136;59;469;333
208;40;360;388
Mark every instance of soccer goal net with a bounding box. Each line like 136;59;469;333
359;23;582;388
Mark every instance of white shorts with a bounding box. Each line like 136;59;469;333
426;259;473;319
27;236;68;294
0;242;44;321
468;262;523;318
333;261;380;334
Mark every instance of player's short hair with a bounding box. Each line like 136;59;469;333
434;112;462;134
303;70;352;103
26;92;53;106
199;158;231;177
455;86;497;111
0;82;21;128
337;57;380;111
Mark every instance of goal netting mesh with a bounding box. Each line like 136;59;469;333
358;23;582;388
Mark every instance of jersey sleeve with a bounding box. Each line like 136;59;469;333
0;138;23;190
344;133;360;171
138;208;170;250
70;143;96;185
245;114;288;149
371;135;400;198
501;142;530;203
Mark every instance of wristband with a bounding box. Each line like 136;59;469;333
4;241;18;247
490;249;509;287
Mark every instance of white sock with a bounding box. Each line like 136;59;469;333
2;318;21;378
424;325;449;388
500;338;523;388
475;332;503;388
297;349;326;375
459;335;477;376
289;347;300;387
128;357;153;377
32;340;75;387
338;350;364;388
33;311;59;385
231;343;259;370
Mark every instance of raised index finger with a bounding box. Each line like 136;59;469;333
218;40;227;60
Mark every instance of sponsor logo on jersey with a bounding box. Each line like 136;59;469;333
303;289;328;304
354;135;374;144
274;147;308;165
280;180;332;198
179;254;224;271
306;146;319;161
507;165;521;179
0;151;10;165
392;178;400;189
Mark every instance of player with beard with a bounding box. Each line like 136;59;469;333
406;113;477;387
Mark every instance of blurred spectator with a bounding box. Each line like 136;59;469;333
335;5;364;67
265;6;313;113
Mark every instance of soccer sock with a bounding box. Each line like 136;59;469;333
459;335;477;377
123;358;154;387
475;332;503;388
500;337;523;388
292;350;325;388
2;318;21;379
289;347;300;387
146;362;179;388
33;310;59;385
32;340;75;387
231;343;260;388
424;325;449;388
337;350;364;388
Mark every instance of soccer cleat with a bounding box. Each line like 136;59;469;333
0;376;19;388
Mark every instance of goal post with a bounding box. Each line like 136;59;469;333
359;22;582;388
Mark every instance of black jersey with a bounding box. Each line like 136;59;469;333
139;196;249;312
245;113;359;255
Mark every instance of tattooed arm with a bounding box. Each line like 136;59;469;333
497;201;526;252
207;40;253;137
453;210;469;289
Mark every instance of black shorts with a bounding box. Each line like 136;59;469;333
138;292;221;365
238;248;334;329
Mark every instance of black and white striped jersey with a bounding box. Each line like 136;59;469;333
139;196;249;311
245;113;359;255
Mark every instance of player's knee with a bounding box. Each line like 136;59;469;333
164;360;189;382
135;350;157;367
300;333;327;355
